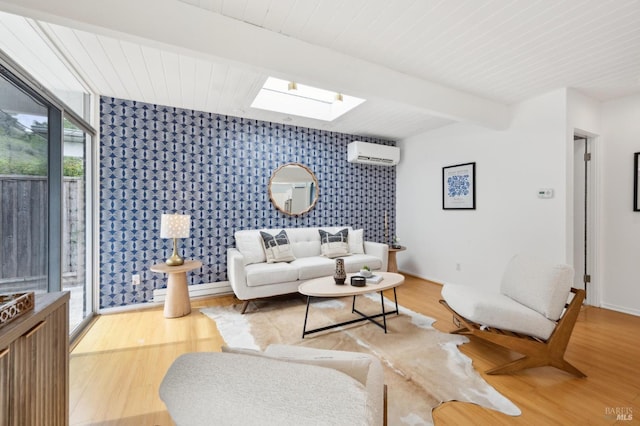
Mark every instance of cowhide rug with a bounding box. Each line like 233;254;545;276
201;295;520;425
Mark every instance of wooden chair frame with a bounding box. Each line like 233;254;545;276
439;288;586;377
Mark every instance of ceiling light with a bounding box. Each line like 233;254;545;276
251;77;365;122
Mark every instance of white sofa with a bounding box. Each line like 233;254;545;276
160;344;385;426
227;227;388;307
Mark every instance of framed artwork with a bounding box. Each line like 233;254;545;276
443;162;476;210
634;153;640;211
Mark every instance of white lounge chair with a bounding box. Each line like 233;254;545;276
439;255;586;377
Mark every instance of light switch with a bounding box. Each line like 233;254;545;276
537;188;554;199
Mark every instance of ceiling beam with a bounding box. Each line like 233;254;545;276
0;0;511;129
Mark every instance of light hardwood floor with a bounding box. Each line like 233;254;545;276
69;276;640;425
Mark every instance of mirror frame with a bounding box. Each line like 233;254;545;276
635;152;640;211
268;162;319;216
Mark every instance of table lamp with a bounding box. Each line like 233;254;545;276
160;213;191;266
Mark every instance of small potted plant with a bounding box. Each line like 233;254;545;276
392;236;402;249
360;265;372;278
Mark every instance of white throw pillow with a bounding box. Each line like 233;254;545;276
260;230;296;263
319;228;350;258
234;231;266;265
348;229;365;254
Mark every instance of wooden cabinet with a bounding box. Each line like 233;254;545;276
0;292;69;425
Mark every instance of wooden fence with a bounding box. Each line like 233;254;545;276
0;175;85;292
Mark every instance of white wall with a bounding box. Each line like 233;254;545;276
601;94;640;316
398;87;640;316
396;89;569;292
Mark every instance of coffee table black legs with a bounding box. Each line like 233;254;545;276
302;296;312;338
302;288;400;338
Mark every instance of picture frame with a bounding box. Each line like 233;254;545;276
443;162;476;210
634;153;640;211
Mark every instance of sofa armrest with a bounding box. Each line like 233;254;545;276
364;241;389;272
227;248;249;300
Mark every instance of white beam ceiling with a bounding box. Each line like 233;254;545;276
0;0;511;131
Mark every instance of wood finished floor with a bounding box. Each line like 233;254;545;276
69;276;640;425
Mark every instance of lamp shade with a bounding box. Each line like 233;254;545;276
160;214;191;239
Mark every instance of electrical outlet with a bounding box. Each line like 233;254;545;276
455;263;461;271
132;274;141;286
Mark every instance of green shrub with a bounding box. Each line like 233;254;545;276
0;157;83;177
63;157;84;177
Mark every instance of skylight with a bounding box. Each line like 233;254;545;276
251;77;365;122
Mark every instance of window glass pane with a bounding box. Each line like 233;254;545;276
0;72;48;294
62;118;89;331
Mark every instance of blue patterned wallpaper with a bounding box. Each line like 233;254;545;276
99;96;396;308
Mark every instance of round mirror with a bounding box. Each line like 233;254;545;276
268;163;319;216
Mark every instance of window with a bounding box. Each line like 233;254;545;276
0;70;49;294
62;118;90;331
251;77;365;121
1;58;95;337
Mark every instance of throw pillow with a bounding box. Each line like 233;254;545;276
319;228;350;258
348;229;365;254
260;230;296;263
234;231;267;265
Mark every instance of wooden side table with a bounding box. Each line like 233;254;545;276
387;246;406;273
150;260;202;318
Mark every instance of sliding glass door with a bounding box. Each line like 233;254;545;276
62;118;91;331
0;70;49;295
1;61;94;335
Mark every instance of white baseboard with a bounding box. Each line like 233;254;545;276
600;302;640;317
98;300;164;315
98;281;233;315
153;281;233;302
400;270;444;285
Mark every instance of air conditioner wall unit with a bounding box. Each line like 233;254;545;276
347;141;400;166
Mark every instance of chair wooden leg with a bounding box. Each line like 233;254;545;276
550;358;587;378
487;356;547;375
240;300;250;314
487;350;586;377
383;384;388;426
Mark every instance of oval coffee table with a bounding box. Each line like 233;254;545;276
298;272;404;338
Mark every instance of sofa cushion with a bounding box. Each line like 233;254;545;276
234;230;266;265
349;229;365;254
245;262;299;287
319;228;350;258
500;255;573;321
285;228;323;258
290;256;336;280
343;254;383;273
441;283;557;340
260;230;296;263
